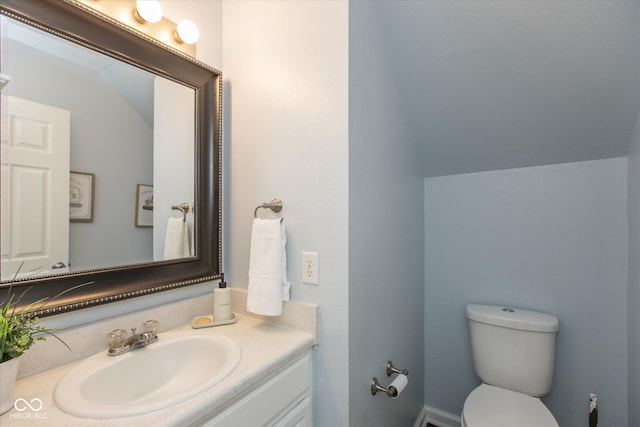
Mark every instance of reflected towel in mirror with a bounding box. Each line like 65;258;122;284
164;217;190;259
247;218;290;316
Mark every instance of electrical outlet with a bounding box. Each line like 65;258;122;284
302;251;319;285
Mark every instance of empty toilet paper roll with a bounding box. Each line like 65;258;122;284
388;374;408;399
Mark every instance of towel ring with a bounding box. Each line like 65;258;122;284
254;198;283;220
172;202;190;222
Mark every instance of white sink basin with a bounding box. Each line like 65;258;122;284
54;330;242;418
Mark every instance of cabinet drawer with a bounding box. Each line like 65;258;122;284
203;353;311;427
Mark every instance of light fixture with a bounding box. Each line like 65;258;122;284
175;19;200;45
133;0;163;24
76;0;197;56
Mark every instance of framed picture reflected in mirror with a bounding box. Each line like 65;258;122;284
135;184;153;227
69;171;95;222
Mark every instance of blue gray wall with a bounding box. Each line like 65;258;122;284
424;158;628;427
348;2;425;425
629;112;640;426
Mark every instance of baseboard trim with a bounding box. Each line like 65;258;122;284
413;406;428;427
417;405;461;427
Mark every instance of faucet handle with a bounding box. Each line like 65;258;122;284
143;320;159;336
107;329;127;350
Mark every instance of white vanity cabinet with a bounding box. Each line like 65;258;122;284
200;353;312;427
1;311;316;427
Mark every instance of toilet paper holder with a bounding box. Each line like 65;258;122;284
370;360;409;398
386;360;408;377
371;377;399;398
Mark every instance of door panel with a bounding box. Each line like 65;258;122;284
1;96;70;278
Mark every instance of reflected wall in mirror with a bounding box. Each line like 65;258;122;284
0;0;222;314
1;14;196;279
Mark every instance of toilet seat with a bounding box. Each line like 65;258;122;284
462;384;559;427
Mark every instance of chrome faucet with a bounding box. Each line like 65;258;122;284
107;320;159;356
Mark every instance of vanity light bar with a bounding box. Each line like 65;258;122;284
72;0;197;57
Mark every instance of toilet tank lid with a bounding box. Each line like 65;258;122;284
467;304;559;332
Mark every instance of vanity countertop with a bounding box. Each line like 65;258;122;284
0;314;314;426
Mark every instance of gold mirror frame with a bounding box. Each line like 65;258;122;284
0;0;222;315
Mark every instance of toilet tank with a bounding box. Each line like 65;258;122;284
467;304;559;397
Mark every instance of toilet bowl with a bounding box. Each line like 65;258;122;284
463;304;560;427
461;384;558;427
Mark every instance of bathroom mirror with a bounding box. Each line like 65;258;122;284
1;14;197;277
0;0;222;314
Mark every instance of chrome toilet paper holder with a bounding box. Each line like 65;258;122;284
370;360;409;398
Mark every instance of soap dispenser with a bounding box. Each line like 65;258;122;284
213;280;232;321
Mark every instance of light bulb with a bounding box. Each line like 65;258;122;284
176;19;200;45
134;0;163;24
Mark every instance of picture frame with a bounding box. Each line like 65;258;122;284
69;171;95;222
135;184;154;227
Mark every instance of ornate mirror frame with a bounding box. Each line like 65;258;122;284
0;0;222;315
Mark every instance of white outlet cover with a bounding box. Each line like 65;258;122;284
302;251;319;285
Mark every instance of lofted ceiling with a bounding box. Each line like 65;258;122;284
374;1;640;177
3;17;154;129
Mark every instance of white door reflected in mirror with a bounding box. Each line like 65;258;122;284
1;96;70;280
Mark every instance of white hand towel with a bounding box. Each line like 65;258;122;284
164;217;190;259
247;218;290;316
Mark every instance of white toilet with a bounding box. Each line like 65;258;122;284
461;304;560;427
